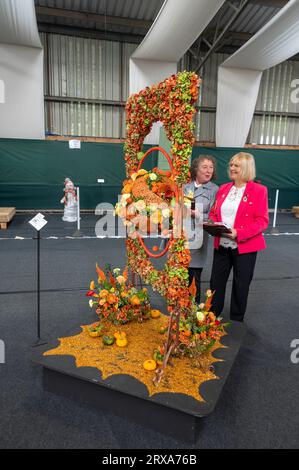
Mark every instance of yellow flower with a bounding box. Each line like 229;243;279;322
99;289;108;298
131;172;138;181
137;169;148;176
186;190;194;199
89;280;95;290
196;311;205;322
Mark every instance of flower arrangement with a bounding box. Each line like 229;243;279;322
115;167;176;236
122;71;201;316
110;72;207;381
122;71;201;309
86;264;151;325
124;71;200;186
154;289;229;364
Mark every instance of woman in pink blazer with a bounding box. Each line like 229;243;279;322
209;152;269;322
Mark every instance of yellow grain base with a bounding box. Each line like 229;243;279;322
44;314;227;402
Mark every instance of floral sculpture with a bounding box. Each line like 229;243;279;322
120;71;215;384
88;72;227;385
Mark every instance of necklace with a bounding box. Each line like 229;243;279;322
227;185;245;202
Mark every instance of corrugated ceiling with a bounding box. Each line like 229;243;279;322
35;0;165;36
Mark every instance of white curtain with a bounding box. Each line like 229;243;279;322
0;0;41;48
0;44;44;139
130;0;225;144
133;0;225;62
0;0;44;139
216;0;299;147
216;67;262;148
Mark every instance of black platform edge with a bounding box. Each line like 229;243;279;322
32;321;246;442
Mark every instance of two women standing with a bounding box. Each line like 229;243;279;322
185;152;269;322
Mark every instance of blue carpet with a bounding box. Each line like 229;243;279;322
0;214;299;448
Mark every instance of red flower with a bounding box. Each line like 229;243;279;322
86;291;95;297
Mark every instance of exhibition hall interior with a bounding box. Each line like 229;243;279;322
0;0;299;451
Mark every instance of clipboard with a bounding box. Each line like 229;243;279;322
203;222;232;237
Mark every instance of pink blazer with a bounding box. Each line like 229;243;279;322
209;181;269;254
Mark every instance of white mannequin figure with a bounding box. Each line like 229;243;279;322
60;178;78;222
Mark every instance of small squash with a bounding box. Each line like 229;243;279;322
114;331;127;340
150;309;162;319
116;337;128;347
102;335;115;346
143;359;157;371
158;325;167;334
88;322;104;338
88;330;100;338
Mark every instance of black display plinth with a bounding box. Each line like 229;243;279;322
32;321;246;443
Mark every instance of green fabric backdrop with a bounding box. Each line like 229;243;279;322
0;139;298;209
0;139;158;209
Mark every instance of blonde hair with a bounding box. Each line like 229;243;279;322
229;152;256;182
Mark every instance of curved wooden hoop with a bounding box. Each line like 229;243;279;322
135;146;179;259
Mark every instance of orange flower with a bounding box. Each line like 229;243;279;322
107;294;118;304
96;263;106;282
123;183;133;193
130;295;141;306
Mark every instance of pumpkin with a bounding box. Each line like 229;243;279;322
116;337;128;347
150;309;162;319
143;359;157;371
114;331;126;340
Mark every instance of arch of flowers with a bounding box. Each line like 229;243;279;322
124;71;200;309
121;71;200;382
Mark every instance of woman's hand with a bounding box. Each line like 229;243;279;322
190;209;201;219
225;228;237;240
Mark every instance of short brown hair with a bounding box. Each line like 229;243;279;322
191;155;217;181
